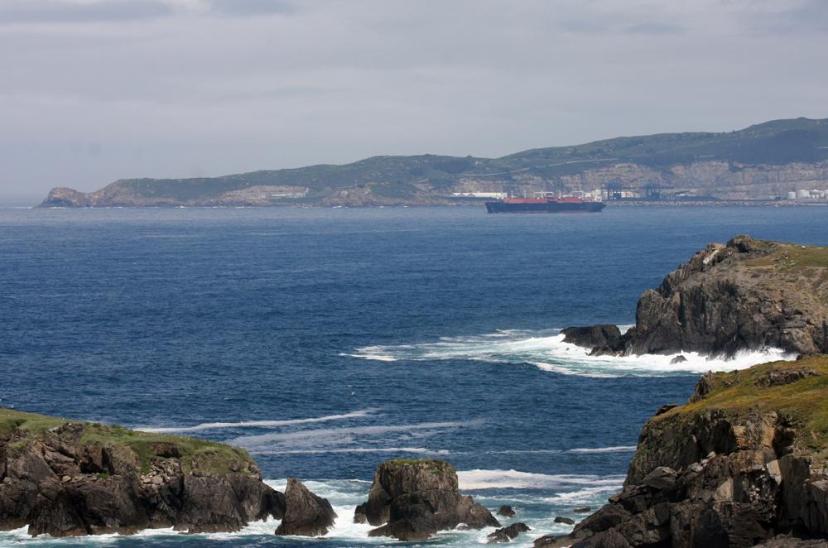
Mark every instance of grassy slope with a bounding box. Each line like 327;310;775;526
0;408;255;475
662;356;828;457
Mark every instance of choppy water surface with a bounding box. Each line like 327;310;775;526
1;205;825;546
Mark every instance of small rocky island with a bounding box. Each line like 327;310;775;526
354;459;499;540
563;235;828;357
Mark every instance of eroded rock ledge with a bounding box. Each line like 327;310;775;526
564;235;828;357
0;408;288;537
536;356;828;547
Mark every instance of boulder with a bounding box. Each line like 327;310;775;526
554;516;575;525
497;505;516;517
487;522;530;543
561;325;624;354
275;478;336;536
356;459;499;540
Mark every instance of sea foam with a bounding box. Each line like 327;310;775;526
346;328;794;377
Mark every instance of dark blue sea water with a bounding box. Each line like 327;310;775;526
1;205;826;546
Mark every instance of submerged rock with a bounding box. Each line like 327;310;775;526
497;505;516;517
563;235;828;358
355;459;499;540
554;516;575;525
275;478;336;536
0;408;284;537
551;357;828;546
487;522;530;543
561;325;624;354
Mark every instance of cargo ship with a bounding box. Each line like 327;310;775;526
485;193;606;214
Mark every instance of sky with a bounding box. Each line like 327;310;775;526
1;0;827;203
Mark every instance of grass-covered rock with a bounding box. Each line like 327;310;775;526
543;356;828;547
0;407;285;537
566;235;828;357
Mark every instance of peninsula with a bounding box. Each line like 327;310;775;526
40;117;828;208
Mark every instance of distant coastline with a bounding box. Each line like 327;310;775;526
38;117;828;209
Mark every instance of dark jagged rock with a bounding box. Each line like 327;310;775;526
487;522;530;543
670;355;688;364
655;404;678;416
563;236;828;358
562;325;624;355
274;478;336;537
497;505;516;517
573;507;592;513
356;459;499;540
0;408;284;537
551;357;828;547
554;516;575;525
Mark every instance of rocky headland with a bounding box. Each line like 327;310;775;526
536;355;828;547
0;407;338;538
563;235;828;357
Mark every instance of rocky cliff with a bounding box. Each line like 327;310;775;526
564;235;828;357
0;408;285;537
536;356;828;547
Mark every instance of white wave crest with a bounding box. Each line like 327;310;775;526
137;408;379;433
457;469;625;491
346;328;794;377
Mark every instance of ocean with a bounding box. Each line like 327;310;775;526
1;205;826;547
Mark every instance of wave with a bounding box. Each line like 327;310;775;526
457;469;625;491
137;408;379;433
345;328;794;377
232;420;482;452
257;447;451;456
486;445;636;455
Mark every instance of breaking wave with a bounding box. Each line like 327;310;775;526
457;469;625;491
346;328;794;377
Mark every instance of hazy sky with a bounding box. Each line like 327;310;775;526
1;0;826;201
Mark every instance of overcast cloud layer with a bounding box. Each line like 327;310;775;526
1;0;826;202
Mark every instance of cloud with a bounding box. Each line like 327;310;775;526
0;0;174;24
0;0;826;200
204;0;295;16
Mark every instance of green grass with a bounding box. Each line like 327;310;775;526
0;407;256;475
659;355;828;455
744;242;828;270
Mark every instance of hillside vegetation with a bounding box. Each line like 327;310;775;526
40;117;828;207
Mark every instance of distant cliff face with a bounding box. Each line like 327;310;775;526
537;357;828;547
565;236;828;358
38;117;828;207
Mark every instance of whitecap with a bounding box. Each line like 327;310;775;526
457;469;625;490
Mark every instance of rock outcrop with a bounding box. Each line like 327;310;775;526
488;522;530;543
354;459;499;540
0;408;285;537
274;478;336;536
564;235;828;357
545;356;828;547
